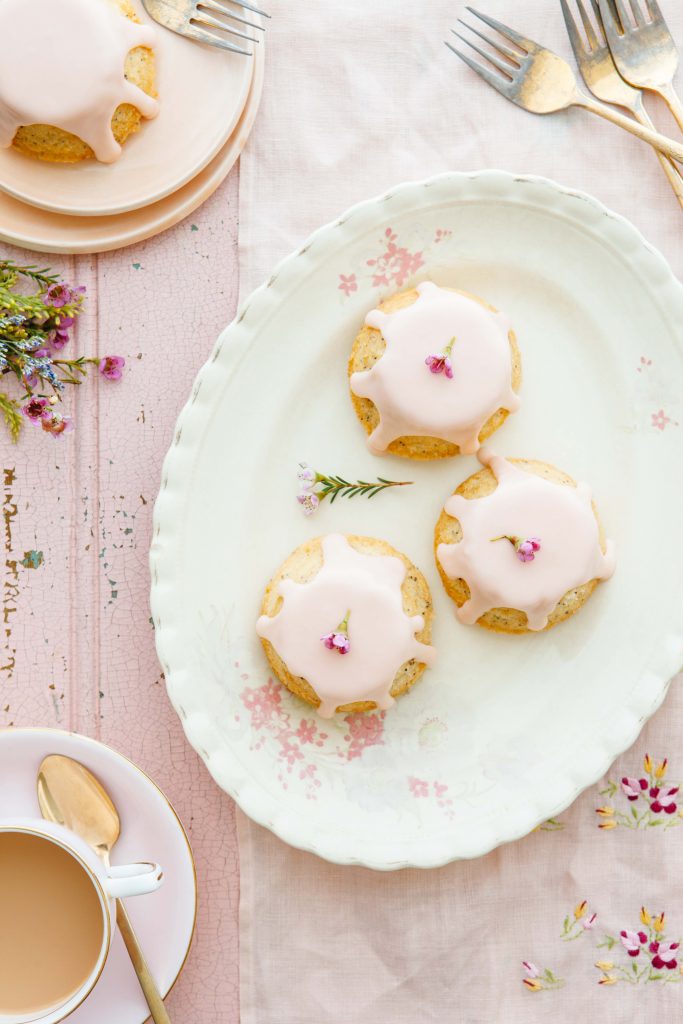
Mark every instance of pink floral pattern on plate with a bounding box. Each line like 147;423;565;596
337;224;453;296
596;753;683;830
651;408;679;431
406;776;454;819
238;677;390;798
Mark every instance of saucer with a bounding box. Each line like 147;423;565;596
0;34;264;255
0;0;255;217
0;728;196;1024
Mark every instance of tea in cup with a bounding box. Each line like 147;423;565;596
0;819;162;1023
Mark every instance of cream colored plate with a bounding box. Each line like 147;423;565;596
0;0;255;217
151;172;683;869
0;41;263;254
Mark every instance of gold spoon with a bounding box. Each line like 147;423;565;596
37;754;172;1024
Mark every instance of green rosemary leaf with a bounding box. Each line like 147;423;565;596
0;393;22;443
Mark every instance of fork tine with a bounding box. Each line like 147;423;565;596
190;22;252;53
464;7;532;52
560;0;590;55
628;0;646;25
611;0;633;30
226;0;270;18
645;0;663;21
200;0;264;30
598;0;623;37
455;19;521;62
575;0;601;49
444;41;513;95
194;9;259;42
451;29;517;75
589;0;605;31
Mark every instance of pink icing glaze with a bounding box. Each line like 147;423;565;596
350;281;520;455
436;448;616;631
256;534;436;718
0;0;159;164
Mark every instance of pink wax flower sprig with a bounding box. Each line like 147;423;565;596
491;534;542;562
0;258;125;442
321;610;351;655
425;335;456;378
297;462;412;516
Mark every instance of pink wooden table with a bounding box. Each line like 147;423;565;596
2;170;242;1022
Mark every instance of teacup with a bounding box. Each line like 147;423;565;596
0;817;163;1024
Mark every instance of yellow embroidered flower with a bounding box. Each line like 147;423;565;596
655;758;668;780
654;912;665;933
574;900;587;920
523;978;542;992
644;753;653;774
599;819;618;830
596;806;615;817
640;906;651;926
598;974;617;985
595;960;614;971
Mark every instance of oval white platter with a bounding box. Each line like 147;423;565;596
151;171;683;869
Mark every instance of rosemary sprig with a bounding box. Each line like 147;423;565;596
316;474;412;503
297;463;413;515
0;259;59;289
0;393;22;443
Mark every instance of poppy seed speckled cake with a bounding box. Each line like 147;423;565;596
348;281;522;460
256;534;436;717
0;0;158;164
434;449;616;633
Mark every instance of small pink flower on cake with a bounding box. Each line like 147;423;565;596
425;335;456;378
321;611;351;655
491;534;541;562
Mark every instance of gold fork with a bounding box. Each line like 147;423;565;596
445;7;683;163
561;0;683;205
598;0;683;132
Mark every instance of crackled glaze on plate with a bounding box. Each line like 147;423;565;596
151;172;683;869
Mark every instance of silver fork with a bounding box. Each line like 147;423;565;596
445;7;683;164
598;0;683;131
142;0;269;55
561;0;683;205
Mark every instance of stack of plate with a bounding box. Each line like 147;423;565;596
0;10;264;254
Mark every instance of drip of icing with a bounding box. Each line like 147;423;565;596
256;534;436;718
436;449;616;631
350;281;520;454
0;0;159;164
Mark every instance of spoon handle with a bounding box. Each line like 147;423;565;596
116;900;172;1024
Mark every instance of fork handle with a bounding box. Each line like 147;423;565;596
574;92;683;165
658;83;683;138
632;100;683;209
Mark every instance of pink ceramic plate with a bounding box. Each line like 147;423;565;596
0;40;263;255
0;0;255;217
0;728;196;1024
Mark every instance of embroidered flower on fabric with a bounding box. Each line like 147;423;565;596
560;901;597;941
521;961;564;992
595;907;682;985
596;753;683;830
